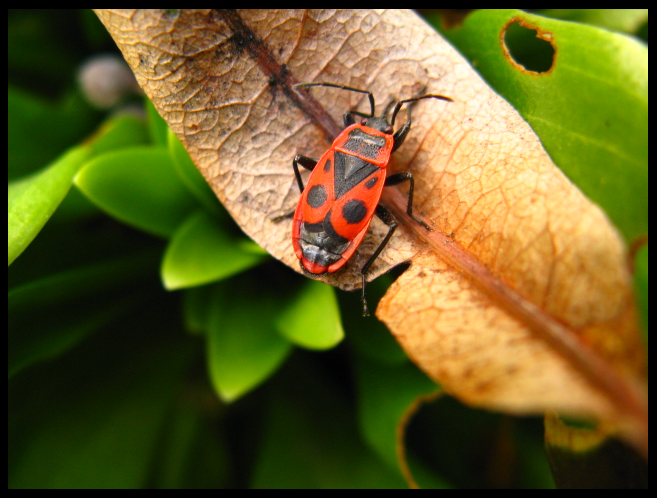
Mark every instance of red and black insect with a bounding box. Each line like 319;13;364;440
279;82;452;316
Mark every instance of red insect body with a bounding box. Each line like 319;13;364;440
292;124;392;274
280;82;452;315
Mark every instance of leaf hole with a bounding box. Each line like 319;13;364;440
502;19;556;74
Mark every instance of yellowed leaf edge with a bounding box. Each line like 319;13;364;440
381;187;648;459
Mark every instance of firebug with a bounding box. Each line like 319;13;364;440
277;82;452;316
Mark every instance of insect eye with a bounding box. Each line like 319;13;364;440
361;118;368;125
385;125;393;134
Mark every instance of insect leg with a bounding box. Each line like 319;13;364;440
385;172;432;231
272;155;318;222
292;155;318;193
360;204;398;317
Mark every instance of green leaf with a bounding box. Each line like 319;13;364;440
275;279;344;350
442;9;648;242
8;11;79;90
538;9;648;34
206;283;293;402
182;287;213;335
8;146;91;266
162;210;267;290
168;129;225;217
8;114;153;266
253;355;408;489
74;146;199;237
87;115;150;156
8;86;96;179
150;395;229;489
8;253;156;378
146;97;169;147
354;356;440;471
8;321;194;489
342;276;410;365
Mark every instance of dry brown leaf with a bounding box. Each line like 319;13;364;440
96;9;647;455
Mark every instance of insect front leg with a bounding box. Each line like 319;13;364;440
384;172;432;231
272;155;318;222
292;155;318;193
390;93;452;152
360;205;398;317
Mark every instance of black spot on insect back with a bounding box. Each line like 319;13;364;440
342;199;367;224
307;184;327;208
